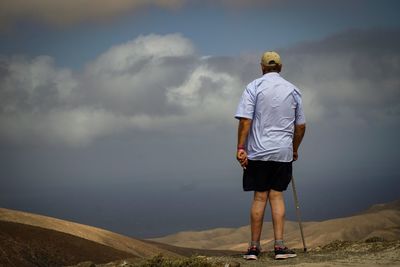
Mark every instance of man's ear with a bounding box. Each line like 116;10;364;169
261;64;266;73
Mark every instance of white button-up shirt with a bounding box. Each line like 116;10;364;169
235;72;306;162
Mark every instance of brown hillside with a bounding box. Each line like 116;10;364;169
0;220;136;267
0;207;181;258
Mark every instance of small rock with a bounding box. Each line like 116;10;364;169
365;236;386;243
224;261;240;267
75;261;96;267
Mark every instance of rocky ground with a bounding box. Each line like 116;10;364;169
72;238;400;267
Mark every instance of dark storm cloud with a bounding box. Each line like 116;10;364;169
281;28;400;124
202;56;258;83
0;0;184;30
0;0;294;30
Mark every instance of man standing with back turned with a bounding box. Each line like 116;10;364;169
235;51;306;260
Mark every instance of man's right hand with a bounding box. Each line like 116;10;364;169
293;151;298;161
236;149;248;169
293;123;306;162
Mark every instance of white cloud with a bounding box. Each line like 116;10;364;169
82;34;198;116
87;34;195;75
167;65;241;111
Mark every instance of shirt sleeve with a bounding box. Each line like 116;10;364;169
293;89;306;125
235;82;256;120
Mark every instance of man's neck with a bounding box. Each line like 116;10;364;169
263;71;280;75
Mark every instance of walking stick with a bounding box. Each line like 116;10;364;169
291;175;307;252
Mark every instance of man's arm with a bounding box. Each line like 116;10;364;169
237;118;252;168
293;123;306;161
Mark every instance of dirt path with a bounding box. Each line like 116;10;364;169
86;239;400;267
209;240;400;267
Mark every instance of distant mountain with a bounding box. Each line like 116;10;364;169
151;199;400;251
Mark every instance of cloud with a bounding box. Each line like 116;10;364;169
0;0;184;30
1;29;399;146
0;55;77;112
0;0;319;31
83;34;197;116
0;34;244;146
282;28;400;126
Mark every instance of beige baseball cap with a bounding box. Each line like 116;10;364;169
261;51;281;66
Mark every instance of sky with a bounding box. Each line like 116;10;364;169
0;0;399;238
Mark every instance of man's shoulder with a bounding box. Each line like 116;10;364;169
246;74;302;95
278;76;302;95
247;76;264;87
245;77;264;93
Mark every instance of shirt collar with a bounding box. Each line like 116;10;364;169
263;72;281;78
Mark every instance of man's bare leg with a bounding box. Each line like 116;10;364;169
269;189;285;241
244;191;268;260
250;191;269;243
269;189;297;259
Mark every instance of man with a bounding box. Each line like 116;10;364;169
235;51;306;260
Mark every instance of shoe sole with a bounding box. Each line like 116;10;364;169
275;254;297;260
243;255;258;260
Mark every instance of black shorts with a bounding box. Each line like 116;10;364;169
243;160;292;192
